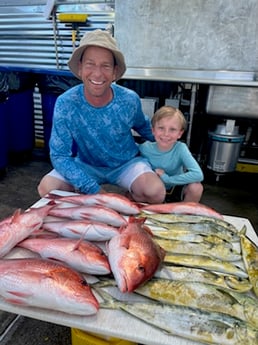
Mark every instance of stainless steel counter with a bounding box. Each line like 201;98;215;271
123;68;258;86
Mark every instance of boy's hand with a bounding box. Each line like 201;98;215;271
155;168;164;177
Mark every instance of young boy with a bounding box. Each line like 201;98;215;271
139;106;204;202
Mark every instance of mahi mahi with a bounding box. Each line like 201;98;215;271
134;278;258;329
155;238;241;261
146;218;240;243
155;264;252;293
143;213;240;234
148;223;234;246
96;288;258;345
241;234;258;297
164;253;248;278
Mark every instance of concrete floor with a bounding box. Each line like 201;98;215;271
0;153;257;344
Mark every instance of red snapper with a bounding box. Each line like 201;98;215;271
0;258;99;315
0;203;55;258
107;217;165;292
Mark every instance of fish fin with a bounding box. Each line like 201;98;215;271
72;225;91;250
142;224;154;237
45;192;62;200
4;298;28;305
10;208;22;223
72;238;84;251
66;227;82;235
94;287;119;310
6;290;33;298
239;225;247;235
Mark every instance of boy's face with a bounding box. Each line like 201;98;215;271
152;116;184;151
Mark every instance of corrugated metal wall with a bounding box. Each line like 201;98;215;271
0;0;115;70
0;1;115;152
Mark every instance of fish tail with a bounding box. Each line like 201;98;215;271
94;288;118;310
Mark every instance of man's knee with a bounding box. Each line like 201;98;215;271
131;173;166;204
37;176;49;197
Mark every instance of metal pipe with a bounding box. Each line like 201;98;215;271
186;83;197;147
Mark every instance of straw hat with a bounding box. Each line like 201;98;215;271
68;29;126;81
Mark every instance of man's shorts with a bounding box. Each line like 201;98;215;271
165;185;184;202
47;157;154;193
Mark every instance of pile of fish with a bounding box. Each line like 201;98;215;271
0;190;258;345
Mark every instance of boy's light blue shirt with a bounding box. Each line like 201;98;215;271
139;141;204;189
49;83;154;194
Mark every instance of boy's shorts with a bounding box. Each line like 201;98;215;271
165;185;184;202
47;157;154;193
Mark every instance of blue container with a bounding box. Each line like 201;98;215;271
0;101;8;170
41;93;59;153
7;89;35;154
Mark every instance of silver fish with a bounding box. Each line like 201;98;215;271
96;288;258;345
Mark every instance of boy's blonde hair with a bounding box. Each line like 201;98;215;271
151;106;187;131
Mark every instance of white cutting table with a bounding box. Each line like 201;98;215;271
1;193;258;345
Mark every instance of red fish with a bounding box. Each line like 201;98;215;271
0;202;55;258
47;192;140;215
141;202;223;219
18;236;111;275
107;217;165;293
48;205;127;227
0;258;99;315
42;219;121;241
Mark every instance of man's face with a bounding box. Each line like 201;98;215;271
78;46;117;100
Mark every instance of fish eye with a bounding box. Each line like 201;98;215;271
137;265;145;273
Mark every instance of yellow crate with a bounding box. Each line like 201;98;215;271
236;162;258;173
71;328;137;345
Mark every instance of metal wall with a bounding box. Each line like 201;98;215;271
0;1;115;149
0;0;115;71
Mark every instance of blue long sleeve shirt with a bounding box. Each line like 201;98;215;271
139;141;204;188
49;83;154;193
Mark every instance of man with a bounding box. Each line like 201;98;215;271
38;29;166;203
